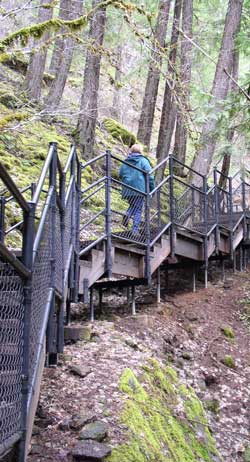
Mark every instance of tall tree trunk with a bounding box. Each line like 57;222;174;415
23;0;54;102
48;0;71;76
137;0;171;149
191;0;243;186
219;48;239;189
43;0;84;112
174;0;193;176
111;45;123;121
77;0;106;159
156;0;182;181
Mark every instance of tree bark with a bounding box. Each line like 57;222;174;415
219;48;239;189
174;0;193;176
156;0;182;181
111;45;123;121
77;0;106;159
43;0;84;112
137;0;171;149
23;0;54;102
48;0;72;77
191;0;243;186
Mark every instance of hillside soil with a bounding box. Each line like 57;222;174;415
28;264;250;462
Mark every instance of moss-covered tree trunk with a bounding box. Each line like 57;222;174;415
156;0;182;182
77;0;107;159
48;0;72;77
137;0;171;149
219;48;239;189
23;0;54;102
43;0;84;112
173;0;193;177
191;0;243;187
111;44;123;122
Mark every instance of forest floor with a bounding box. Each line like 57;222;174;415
27;263;250;462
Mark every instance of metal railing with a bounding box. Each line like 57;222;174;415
1;144;250;461
0;143;80;461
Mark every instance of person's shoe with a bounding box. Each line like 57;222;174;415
122;215;129;227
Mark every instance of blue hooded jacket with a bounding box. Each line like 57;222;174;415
119;152;155;198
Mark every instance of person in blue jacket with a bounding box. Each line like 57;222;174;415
119;144;155;234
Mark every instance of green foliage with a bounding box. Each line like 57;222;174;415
221;355;236;369
108;360;220;462
220;326;235;340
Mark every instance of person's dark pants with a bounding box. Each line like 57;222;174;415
124;195;144;233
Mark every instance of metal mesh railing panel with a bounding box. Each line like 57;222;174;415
55;207;63;293
29;209;52;378
149;181;170;241
0;258;25;446
111;179;147;245
64;185;73;261
80;179;106;246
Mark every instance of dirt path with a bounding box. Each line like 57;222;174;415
28;267;250;462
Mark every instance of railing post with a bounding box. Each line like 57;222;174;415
19;201;36;462
242;177;247;239
73;154;81;303
169;156;175;257
145;172;151;284
229;176;234;260
0;196;5;243
203;176;208;288
105;150;112;278
47;143;57;364
191;189;195;226
213;168;219;252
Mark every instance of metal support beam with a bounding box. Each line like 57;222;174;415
90;288;94;322
157;267;161;303
205;266;208;289
192;268;196;293
131;286;136;316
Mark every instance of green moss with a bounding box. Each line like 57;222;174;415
204;399;220;414
108;360;221;462
103;118;136;147
220;326;235;339
221;355;236;369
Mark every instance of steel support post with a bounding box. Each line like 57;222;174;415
58;170;66;353
145;172;151;284
66;297;71;325
127;286;130;305
156;267;161;303
0;196;5;243
105;150;112;278
192;267;196;293
239;246;243;272
90;287;94;322
169;156;175;257
19;202;36;462
131;286;136;316
221;258;225;281
233;252;236;273
99;288;103;311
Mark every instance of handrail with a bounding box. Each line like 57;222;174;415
81;176;106;196
111;153;147;174
33;186;54;264
32;143;55;205
5;184;32;204
173;175;206;195
63;145;75;174
0;242;30;279
81;152;106;170
112;177;147;196
150;155;169;174
150;175;170;195
172;156;206;179
0;163;30;213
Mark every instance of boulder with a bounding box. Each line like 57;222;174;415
69;365;92;378
72;440;111;461
79;421;108;442
64;325;92;342
70;411;96;430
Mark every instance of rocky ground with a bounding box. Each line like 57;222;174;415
28;263;250;462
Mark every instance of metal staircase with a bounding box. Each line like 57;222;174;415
0;144;250;461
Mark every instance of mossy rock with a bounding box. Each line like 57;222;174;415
103;118;136;147
108;360;220;462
